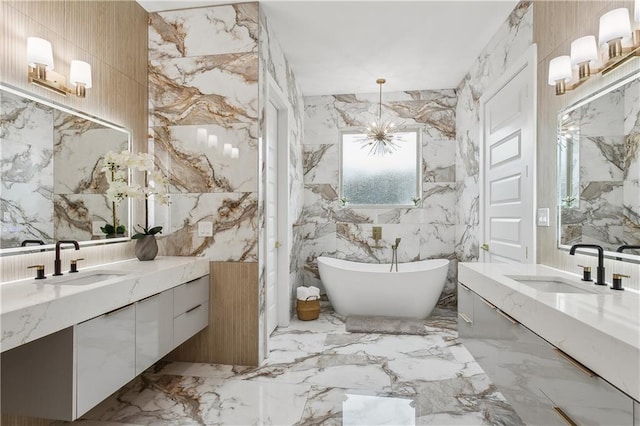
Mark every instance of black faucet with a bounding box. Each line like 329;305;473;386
21;239;45;246
54;240;80;276
615;245;640;261
569;244;606;285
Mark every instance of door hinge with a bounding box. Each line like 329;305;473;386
526;246;528;259
481;244;489;251
525;165;528;178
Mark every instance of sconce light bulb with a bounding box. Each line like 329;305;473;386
599;8;631;46
548;56;572;89
26;37;54;70
69;60;92;88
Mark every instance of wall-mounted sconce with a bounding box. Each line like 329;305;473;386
231;147;239;159
548;5;640;95
27;37;92;98
223;143;232;157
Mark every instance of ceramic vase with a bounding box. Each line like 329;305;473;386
135;235;158;261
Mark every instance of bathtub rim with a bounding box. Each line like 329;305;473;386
317;256;449;274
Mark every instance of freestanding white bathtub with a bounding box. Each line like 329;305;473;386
317;256;449;319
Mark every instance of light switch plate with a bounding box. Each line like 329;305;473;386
537;208;550;227
198;221;213;237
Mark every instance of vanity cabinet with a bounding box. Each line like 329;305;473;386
76;304;136;416
458;282;635;426
173;275;210;347
135;290;174;375
0;274;210;421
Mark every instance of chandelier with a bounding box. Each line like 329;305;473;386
360;78;403;155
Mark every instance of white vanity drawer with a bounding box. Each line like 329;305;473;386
174;301;209;347
75;304;135;417
538;344;634;426
173;275;209;317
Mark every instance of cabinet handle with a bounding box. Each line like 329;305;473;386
186;276;205;285
553;406;578;426
553;348;596;377
481;297;497;309
185;304;202;314
138;292;161;303
104;303;133;317
458;312;473;324
496;309;519;325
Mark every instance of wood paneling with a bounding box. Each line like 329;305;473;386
534;0;640;290
1;0;148;153
166;262;260;366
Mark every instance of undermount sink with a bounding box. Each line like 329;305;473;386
506;275;598;294
42;270;130;286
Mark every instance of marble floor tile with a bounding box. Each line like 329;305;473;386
78;307;523;426
85;375;309;425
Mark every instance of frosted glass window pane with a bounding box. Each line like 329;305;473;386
341;131;419;206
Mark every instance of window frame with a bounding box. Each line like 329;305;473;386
338;126;423;209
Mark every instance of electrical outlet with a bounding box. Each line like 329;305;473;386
198;221;213;237
537;208;550;227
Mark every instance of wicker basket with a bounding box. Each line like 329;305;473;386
296;297;320;321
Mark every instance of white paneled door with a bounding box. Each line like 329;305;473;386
480;46;536;263
266;100;279;335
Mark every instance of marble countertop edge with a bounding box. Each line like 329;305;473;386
1;256;210;353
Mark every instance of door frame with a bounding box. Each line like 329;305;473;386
478;44;537;263
266;74;291;328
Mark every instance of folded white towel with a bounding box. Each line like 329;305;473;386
307;286;320;297
296;286;310;300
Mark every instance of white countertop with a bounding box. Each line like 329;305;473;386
459;262;640;402
1;256;209;353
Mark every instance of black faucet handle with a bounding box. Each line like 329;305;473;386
69;258;84;273
611;273;629;291
577;264;592;282
27;264;46;280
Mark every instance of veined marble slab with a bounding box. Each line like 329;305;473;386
458;262;640;402
0;256;209;353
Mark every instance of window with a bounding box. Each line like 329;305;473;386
340;128;421;206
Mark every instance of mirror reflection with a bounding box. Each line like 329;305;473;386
1;85;130;250
558;73;640;254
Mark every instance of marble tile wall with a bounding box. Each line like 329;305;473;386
301;90;458;304
148;3;260;260
149;2;305;361
455;1;533;263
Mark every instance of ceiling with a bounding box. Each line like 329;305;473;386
137;0;519;96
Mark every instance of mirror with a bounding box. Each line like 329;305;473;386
558;72;640;257
1;84;130;254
